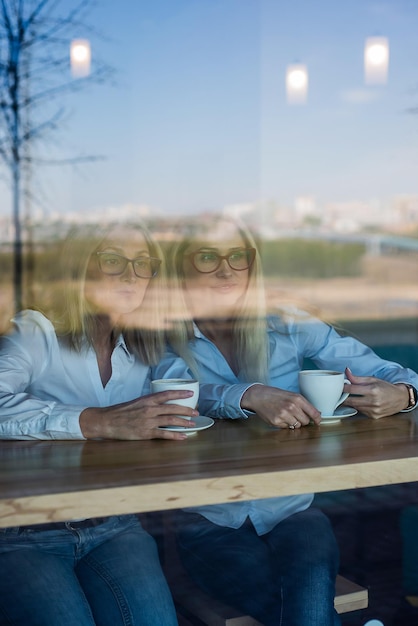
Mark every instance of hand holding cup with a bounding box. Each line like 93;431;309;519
151;378;199;419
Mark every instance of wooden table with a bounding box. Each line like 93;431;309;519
1;410;418;527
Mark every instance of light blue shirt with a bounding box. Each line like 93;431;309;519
0;310;188;440
159;310;418;535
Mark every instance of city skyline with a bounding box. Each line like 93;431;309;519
3;191;418;246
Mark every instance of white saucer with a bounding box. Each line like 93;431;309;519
320;407;357;425
159;415;214;435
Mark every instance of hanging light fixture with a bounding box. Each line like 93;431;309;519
286;64;308;105
70;39;91;77
364;37;389;85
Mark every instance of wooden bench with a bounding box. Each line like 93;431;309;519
171;568;368;625
334;575;369;614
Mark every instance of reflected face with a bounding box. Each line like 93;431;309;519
85;228;153;323
182;231;250;319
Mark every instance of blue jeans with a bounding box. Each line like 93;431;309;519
0;515;178;626
176;507;341;626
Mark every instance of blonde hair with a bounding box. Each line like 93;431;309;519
50;221;166;365
167;216;270;383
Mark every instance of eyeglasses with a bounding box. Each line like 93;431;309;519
96;252;161;279
186;247;256;274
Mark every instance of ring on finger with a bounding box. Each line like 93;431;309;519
289;420;299;430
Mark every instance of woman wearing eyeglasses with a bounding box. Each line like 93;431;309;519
0;222;196;626
163;215;418;626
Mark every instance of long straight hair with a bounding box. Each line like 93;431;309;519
167;216;270;383
50;222;166;365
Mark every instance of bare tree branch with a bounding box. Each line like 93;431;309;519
29;154;106;165
0;0;112;312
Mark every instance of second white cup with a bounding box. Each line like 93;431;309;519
298;370;349;417
151;378;199;420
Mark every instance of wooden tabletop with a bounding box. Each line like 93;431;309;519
1;411;418;527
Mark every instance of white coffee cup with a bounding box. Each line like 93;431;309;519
151;378;199;420
298;370;349;417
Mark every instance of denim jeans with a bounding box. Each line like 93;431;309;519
0;515;178;626
176;507;341;626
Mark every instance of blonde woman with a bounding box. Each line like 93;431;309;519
162;215;418;626
0;222;196;626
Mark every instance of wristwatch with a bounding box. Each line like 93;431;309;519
404;384;418;410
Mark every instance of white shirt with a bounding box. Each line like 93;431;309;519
0;310;183;440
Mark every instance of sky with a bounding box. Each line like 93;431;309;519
1;0;418;219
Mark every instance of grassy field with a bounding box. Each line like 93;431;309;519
264;254;418;324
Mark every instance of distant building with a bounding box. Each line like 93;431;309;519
324;199;387;232
393;195;418;229
294;196;317;221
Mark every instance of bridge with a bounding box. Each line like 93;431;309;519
269;229;418;255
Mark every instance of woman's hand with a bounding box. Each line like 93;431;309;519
343;367;410;419
79;390;199;440
241;384;321;429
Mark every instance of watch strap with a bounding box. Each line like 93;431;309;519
404;384;418;410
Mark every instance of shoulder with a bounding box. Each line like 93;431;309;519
266;307;318;332
0;311;58;364
12;310;55;335
5;311;57;351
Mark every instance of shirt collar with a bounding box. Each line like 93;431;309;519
116;333;132;357
192;321;202;338
193;318;274;338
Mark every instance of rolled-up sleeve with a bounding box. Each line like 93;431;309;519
0;312;85;440
198;382;261;419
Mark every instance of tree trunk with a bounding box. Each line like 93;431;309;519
12;156;23;314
